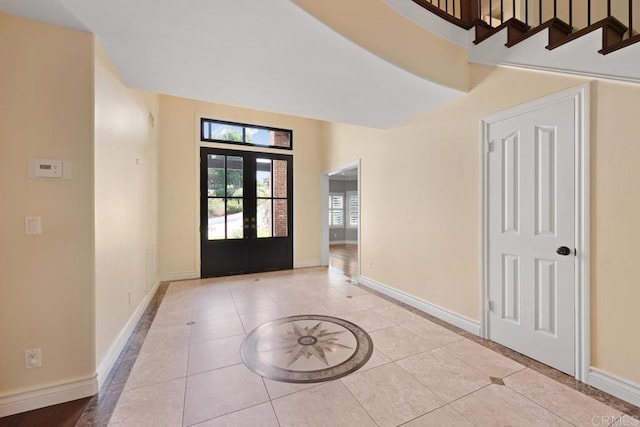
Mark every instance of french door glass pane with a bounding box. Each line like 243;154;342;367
274;199;288;237
208;155;225;197
208;198;225;240
226;198;243;239
257;199;272;238
273;160;287;198
256;159;272;197
226;156;243;197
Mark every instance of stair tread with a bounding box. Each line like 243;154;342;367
505;18;572;48
600;33;640;55
474;18;530;45
547;16;628;50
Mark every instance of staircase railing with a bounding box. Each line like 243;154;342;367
412;0;638;52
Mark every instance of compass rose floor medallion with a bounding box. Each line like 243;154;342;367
240;314;373;383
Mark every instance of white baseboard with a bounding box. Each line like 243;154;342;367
158;271;199;282
294;259;321;269
0;376;97;418
96;279;161;388
358;276;481;336
329;240;358;245
589;368;640;407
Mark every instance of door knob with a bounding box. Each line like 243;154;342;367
556;246;572;256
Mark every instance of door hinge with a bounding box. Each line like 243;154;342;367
487;140;495;153
488;300;495;312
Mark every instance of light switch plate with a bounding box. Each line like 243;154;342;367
25;216;41;235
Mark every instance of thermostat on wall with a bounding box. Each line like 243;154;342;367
29;159;71;179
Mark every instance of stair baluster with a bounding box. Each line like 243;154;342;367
569;0;573;29
630;0;633;37
413;0;637;53
539;0;542;25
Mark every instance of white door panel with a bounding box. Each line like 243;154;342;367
488;98;576;375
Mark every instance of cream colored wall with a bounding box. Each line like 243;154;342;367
293;0;469;92
589;79;640;383
0;14;95;393
323;65;640;384
158;96;326;278
93;43;159;370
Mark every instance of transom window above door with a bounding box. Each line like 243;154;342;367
201;118;292;150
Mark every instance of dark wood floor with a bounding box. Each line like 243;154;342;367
329;243;358;278
0;397;90;427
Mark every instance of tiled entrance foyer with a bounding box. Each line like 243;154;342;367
105;268;638;427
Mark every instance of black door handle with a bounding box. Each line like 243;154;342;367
557;246;572;256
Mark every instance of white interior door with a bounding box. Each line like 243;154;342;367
487;98;576;375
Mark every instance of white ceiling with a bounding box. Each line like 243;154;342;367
0;0;465;128
330;167;358;181
0;0;87;32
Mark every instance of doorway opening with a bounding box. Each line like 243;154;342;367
321;161;360;281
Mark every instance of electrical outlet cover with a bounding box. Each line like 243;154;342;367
25;348;42;369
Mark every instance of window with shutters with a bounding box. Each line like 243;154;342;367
346;191;359;228
328;193;344;227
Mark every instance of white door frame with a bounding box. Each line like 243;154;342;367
481;84;590;382
320;160;361;272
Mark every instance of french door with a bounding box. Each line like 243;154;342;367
200;147;293;277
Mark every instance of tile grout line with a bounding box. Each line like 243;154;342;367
259;376;283;427
268;398;283;427
181;283;195;427
448;404;480;427
337;378;382;427
501;380;581;426
182;401;274;427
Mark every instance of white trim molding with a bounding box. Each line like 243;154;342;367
481;83;590;381
96;279;161;388
359;276;481;336
589;368;640;407
158;272;200;282
293;259;321;269
0;376;98;418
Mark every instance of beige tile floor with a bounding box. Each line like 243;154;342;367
108;267;631;427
